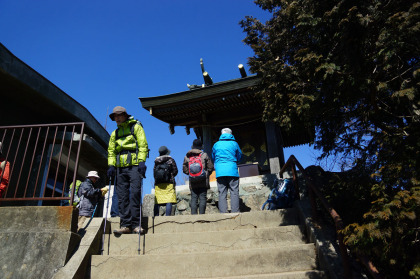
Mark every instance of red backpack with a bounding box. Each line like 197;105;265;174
188;153;206;182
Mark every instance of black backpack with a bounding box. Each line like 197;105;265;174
154;161;171;184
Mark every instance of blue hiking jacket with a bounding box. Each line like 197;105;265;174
212;133;242;178
78;178;101;217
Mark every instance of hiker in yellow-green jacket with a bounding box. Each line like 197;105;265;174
107;106;148;235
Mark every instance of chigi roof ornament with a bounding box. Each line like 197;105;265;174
200;58;213;86
187;58;213;90
238;64;247;78
187;59;248;90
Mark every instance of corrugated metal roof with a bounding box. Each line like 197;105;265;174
0;43;110;148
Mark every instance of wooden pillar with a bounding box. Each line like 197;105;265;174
265;121;285;174
202;125;212;156
201;114;212;156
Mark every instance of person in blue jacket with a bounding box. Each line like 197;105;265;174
77;171;108;232
212;128;242;213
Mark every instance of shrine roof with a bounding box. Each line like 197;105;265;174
139;75;314;147
139;75;261;127
140;75;259;108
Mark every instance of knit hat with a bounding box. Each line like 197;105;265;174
158;146;170;155
86;171;100;178
191;139;202;149
221;128;232;134
109;106;131;121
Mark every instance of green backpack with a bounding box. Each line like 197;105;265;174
69;180;82;207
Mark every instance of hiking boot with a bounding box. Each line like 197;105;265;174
113;227;131;236
132;227;144;234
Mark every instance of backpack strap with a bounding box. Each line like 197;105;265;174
198;151;204;168
131;122;140;160
188;151;204;159
115;121;138;140
261;188;277;210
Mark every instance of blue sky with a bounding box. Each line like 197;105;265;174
1;0;322;194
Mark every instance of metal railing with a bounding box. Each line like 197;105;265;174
0;123;85;206
282;155;383;279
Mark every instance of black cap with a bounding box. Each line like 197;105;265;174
191;139;202;149
158;146;170;155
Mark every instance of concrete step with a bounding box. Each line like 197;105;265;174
107;208;300;234
104;225;305;255
91;244;317;279
200;270;326;278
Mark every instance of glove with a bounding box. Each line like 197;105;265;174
138;162;147;178
107;166;116;178
101;187;109;197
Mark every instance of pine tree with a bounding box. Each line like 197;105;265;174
241;1;420;277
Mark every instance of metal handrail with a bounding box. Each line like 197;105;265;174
0;122;85;205
281;155;383;279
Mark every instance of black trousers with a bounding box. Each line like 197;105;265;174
116;166;142;228
190;187;207;215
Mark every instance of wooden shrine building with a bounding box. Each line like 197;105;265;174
139;67;313;176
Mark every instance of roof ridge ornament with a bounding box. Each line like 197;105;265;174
238;64;247;78
187;83;204;90
186;59;247;90
200;58;213;86
187;58;214;90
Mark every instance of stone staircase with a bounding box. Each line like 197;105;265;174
90;208;326;278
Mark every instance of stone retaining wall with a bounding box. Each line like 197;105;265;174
142;174;278;216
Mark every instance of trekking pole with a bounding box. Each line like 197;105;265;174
82;203;98;231
101;176;113;255
92;203;98;218
138;178;143;255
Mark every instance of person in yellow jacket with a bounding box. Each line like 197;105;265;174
107;106;148;235
153;146;178;216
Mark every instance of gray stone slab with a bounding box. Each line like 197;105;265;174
91;244;317;278
146;209;299;233
109;208;300;233
0;231;79;279
0;206;80;279
201;270;326;279
52;218;104;279
0;206;77;232
104;225;305;255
